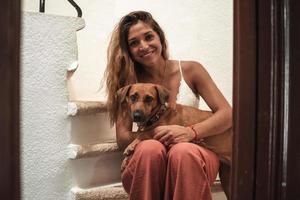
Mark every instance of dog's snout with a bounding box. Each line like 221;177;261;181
132;110;144;122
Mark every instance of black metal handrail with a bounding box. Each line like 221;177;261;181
39;0;45;13
39;0;82;17
67;0;82;17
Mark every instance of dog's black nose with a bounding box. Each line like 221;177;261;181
132;110;144;122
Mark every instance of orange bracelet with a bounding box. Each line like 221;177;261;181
188;125;198;141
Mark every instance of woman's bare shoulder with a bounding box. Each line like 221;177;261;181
179;60;209;81
180;60;205;72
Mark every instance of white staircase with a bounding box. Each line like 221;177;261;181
66;101;226;200
67;101;124;197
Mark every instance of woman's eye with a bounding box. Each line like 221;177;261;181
129;40;138;47
145;96;153;103
130;95;137;102
145;34;154;41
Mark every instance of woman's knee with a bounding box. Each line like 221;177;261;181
135;139;167;159
168;142;202;162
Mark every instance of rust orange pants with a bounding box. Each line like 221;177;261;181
121;140;220;200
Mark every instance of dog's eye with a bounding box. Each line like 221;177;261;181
145;96;153;103
130;95;137;102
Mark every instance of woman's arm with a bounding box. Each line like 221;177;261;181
154;61;232;145
188;61;232;138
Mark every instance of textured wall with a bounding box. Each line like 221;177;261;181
22;0;233;109
20;12;85;200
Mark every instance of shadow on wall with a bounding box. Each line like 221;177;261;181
71;113;116;144
70;152;123;189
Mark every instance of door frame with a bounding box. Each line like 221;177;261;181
232;0;300;199
1;0;300;199
0;0;21;199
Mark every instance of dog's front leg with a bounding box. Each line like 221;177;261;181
123;138;141;156
121;139;141;173
121;130;154;173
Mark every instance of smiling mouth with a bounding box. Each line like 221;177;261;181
140;50;154;58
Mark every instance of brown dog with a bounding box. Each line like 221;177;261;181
117;83;232;198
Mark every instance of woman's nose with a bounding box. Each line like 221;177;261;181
139;40;149;50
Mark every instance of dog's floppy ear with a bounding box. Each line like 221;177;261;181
155;85;170;105
116;85;132;104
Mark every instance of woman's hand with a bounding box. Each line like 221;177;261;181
153;125;195;148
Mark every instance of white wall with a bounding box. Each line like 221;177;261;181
20;12;85;200
22;0;233;108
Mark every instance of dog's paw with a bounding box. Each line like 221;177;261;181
123;145;135;156
123;139;141;156
121;157;128;173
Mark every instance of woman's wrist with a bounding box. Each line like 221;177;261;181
187;125;198;141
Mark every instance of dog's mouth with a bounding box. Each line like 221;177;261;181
132;110;146;123
131;104;167;129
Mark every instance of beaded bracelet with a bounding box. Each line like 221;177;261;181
188;125;198;141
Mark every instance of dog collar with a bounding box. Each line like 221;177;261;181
138;104;167;131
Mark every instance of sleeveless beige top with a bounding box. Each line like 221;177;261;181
176;60;200;108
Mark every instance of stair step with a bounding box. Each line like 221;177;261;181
70;149;123;188
70;183;128;200
70;181;225;200
68;101;107;116
68;142;120;159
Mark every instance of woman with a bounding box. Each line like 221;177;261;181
104;11;232;200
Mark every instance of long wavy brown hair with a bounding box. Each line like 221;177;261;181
103;11;169;126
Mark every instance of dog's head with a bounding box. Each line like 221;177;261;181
116;83;169;122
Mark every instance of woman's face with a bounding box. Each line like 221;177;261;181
127;21;163;66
